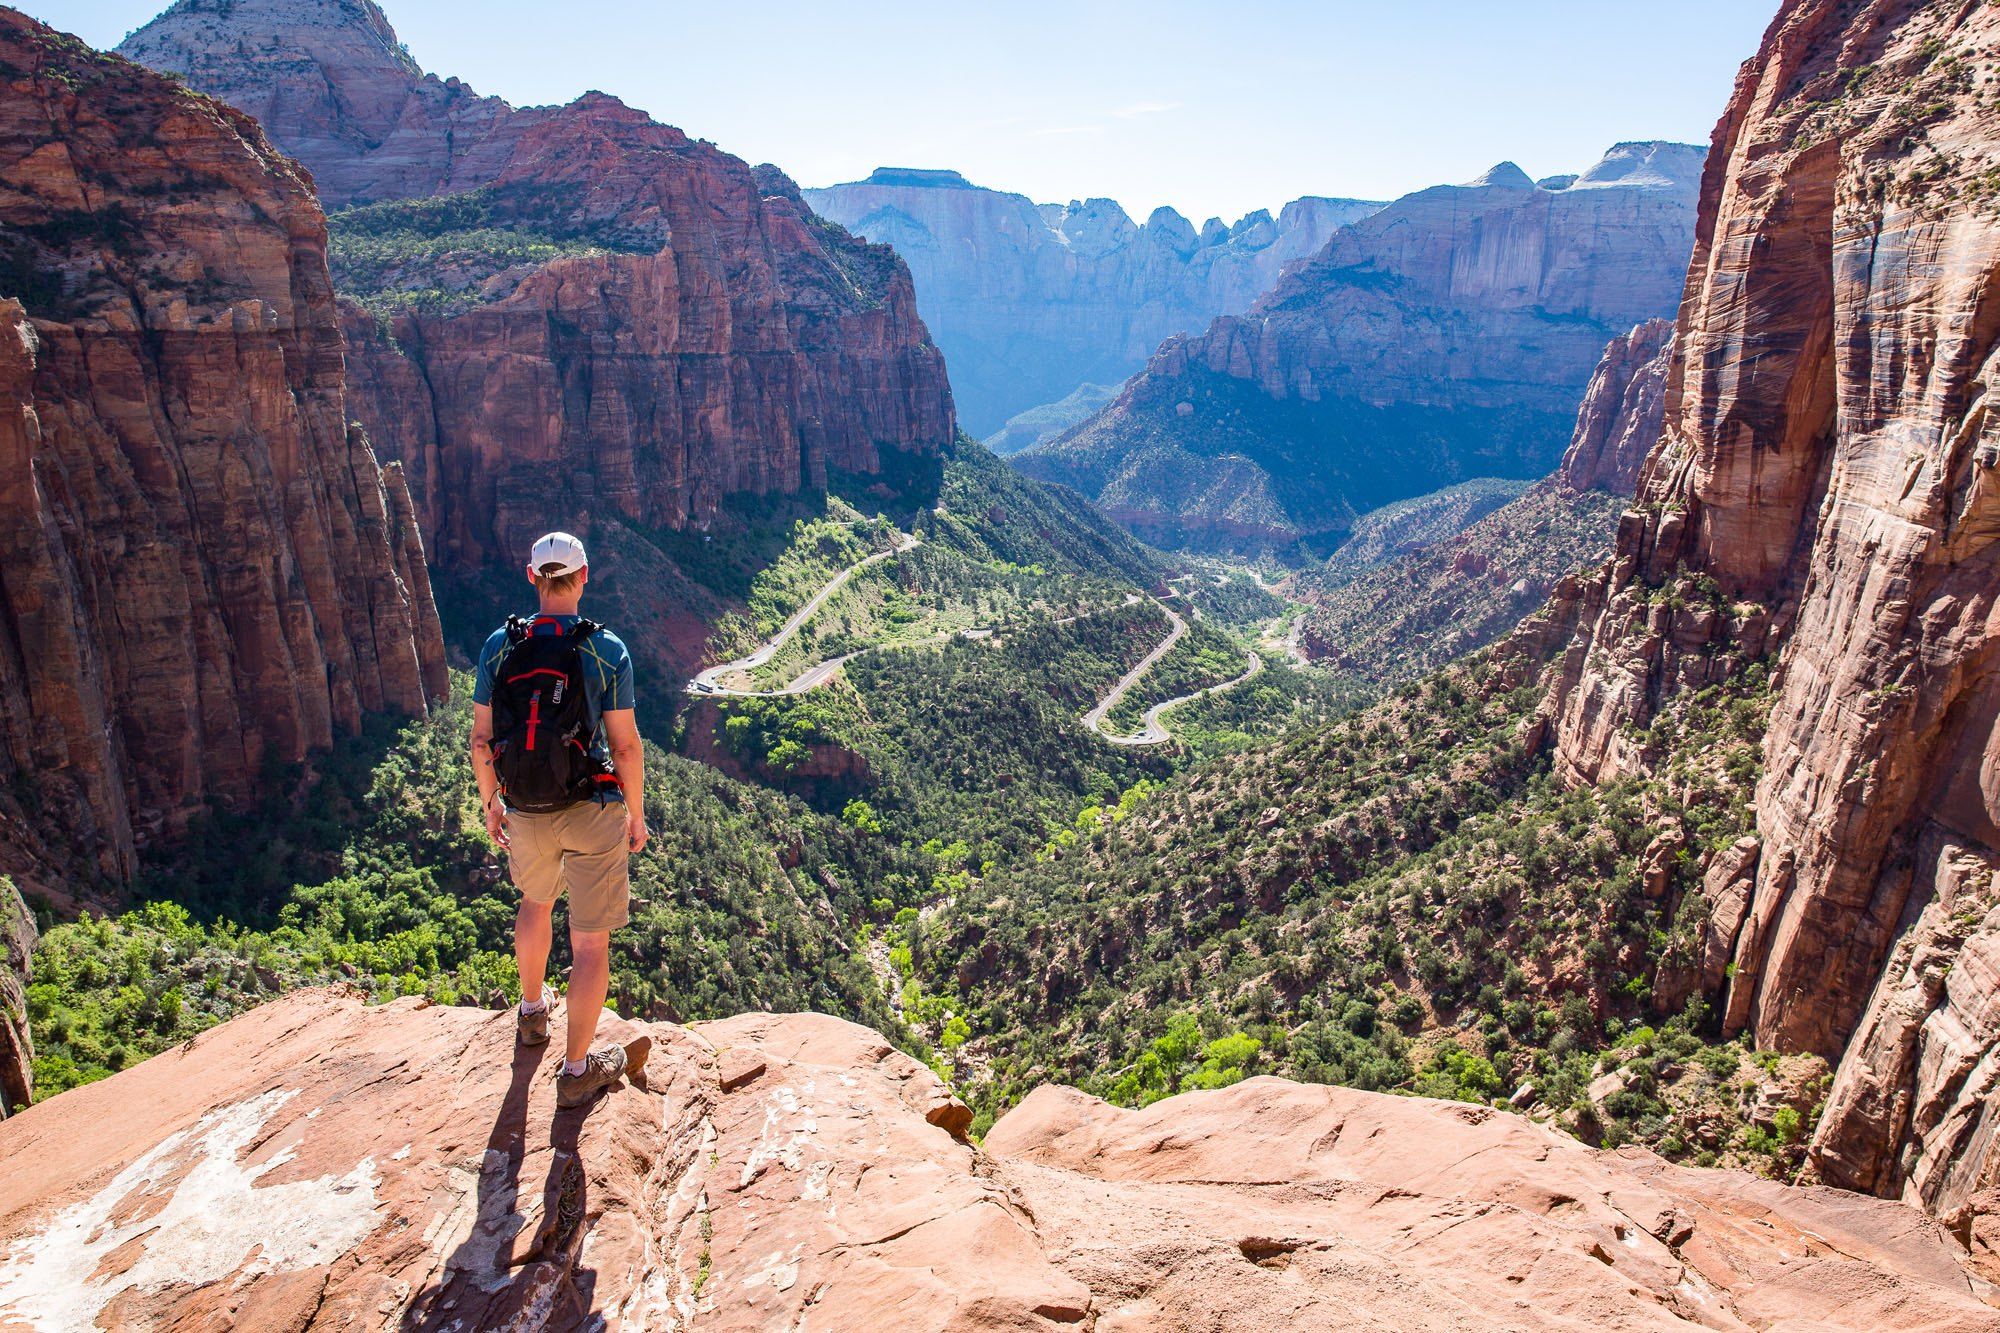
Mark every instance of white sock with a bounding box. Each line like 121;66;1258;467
563;1057;587;1077
520;997;546;1016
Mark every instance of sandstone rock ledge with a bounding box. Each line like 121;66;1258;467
0;991;1990;1331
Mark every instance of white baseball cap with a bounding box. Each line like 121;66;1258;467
528;531;587;576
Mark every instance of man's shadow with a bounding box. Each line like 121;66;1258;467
401;1018;598;1330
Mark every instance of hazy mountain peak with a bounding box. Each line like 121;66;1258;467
1463;161;1536;190
1571;140;1707;191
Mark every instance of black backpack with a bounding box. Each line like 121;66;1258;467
490;616;611;812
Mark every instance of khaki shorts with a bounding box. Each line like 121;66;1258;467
505;799;631;933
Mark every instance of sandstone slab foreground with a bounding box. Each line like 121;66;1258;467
0;990;1991;1330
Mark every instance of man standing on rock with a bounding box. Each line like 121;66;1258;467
470;531;651;1108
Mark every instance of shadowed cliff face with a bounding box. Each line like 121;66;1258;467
1013;143;1703;553
1541;0;2000;1229
0;12;445;896
0;880;29;1116
120;0;958;677
805;170;1381;435
0;989;1993;1330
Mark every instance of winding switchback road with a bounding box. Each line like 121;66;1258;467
1082;600;1188;744
688;534;920;697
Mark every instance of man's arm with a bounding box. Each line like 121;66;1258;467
601;708;649;853
470;702;508;847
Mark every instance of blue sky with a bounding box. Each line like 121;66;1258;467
42;1;1774;223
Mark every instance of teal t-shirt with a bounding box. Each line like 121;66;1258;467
473;615;634;772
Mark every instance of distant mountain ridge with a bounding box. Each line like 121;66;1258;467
1014;141;1703;553
805;169;1381;434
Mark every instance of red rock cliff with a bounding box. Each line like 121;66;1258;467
1556;318;1676;496
121;0;958;659
1540;0;2000;1229
333;108;955;575
0;12;445;893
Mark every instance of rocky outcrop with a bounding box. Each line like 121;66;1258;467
1557;318;1676;494
124;0;957;675
804;169;1380;434
0;989;1991;1329
1016;143;1703;552
1538;0;2000;1230
0;879;30;1117
118;0;524;209
0;11;444;891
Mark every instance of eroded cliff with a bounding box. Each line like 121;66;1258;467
805;169;1379;435
121;0;958;681
1539;0;2000;1230
1016;144;1702;552
0;12;444;892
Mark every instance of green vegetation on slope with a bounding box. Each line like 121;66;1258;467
328;186;660;315
1102;617;1249;735
1323;477;1532;573
1297;481;1626;697
705;603;1176;870
910;571;1795;1170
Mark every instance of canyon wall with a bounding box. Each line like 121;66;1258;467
0;878;29;1116
118;0;526;208
0;11;445;894
122;0;958;656
1015;144;1703;552
1539;0;2000;1231
804;169;1380;435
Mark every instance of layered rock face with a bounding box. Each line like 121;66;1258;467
1539;0;2000;1233
804;169;1380;434
0;879;29;1117
118;0;524;208
329;118;955;576
1016;143;1703;551
0;12;445;891
1557;317;1676;495
0;989;1992;1329
123;0;957;664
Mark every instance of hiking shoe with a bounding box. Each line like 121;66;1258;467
518;1003;550;1048
556;1036;651;1109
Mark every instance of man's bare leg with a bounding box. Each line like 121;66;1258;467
564;927;611;1065
516;898;554;1007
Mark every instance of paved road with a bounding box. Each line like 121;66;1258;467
1086;577;1301;745
1083;599;1189;742
688;534;920;698
1092;643;1268;746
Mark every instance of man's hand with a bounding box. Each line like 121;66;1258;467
626;806;649;854
485;796;510;850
